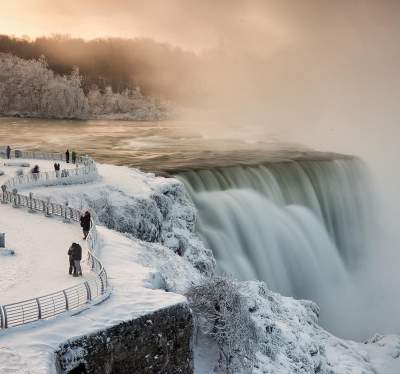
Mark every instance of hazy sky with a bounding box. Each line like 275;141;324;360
3;0;397;50
1;0;288;51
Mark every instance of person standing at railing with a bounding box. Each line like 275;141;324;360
66;149;70;163
54;162;60;177
6;145;11;159
80;211;91;240
69;242;83;277
31;165;40;181
67;244;76;275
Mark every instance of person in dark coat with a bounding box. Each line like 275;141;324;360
66;149;70;163
69;242;82;277
80;211;91;240
31;165;40;180
67;244;76;275
6;146;11;159
54;162;60;177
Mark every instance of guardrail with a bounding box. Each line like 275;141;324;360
0;150;109;329
2;152;97;190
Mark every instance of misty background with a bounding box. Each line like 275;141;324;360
1;0;400;337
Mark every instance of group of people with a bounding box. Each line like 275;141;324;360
68;242;82;277
67;211;91;277
65;149;77;164
54;162;61;177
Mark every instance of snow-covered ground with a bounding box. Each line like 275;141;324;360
0;158;399;373
0;203;92;303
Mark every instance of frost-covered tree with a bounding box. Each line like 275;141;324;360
87;85;170;121
0;53;89;119
187;277;258;373
0;53;171;120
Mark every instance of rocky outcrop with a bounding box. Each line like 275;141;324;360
56;303;193;374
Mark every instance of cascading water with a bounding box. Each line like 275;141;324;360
176;158;374;336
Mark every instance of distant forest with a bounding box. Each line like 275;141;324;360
0;35;200;103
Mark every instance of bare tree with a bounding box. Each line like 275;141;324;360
187;276;257;373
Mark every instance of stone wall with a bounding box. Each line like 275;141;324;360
56;303;193;374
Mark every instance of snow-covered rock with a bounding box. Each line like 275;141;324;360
30;163;215;276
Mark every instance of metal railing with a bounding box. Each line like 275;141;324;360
0;150;109;329
2;152;98;190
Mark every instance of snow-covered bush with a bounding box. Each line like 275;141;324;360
187;277;258;373
0;53;89;119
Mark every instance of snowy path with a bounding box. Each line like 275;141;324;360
0;203;93;304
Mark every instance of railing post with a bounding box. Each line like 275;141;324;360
29;192;34;213
0;305;4;329
45;197;52;217
3;306;8;328
84;282;92;302
99;272;105;294
63;290;69;310
1;185;6;204
12;188;18;208
36;298;42;320
63;202;70;223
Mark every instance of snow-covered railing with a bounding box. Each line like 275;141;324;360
0;152;109;330
1;151;98;190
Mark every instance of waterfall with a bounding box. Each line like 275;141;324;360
176;158;373;334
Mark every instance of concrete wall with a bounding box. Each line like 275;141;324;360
56;303;193;374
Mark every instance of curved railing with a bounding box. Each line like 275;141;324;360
0;150;109;329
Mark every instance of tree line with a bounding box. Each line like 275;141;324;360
0;34;200;104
